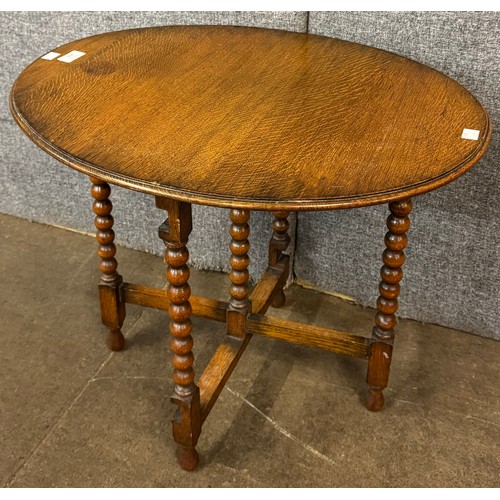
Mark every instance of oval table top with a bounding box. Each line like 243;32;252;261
11;26;491;211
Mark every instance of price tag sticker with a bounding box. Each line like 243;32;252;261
461;128;480;141
41;52;61;60
58;50;86;63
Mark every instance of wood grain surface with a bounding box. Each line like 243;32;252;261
10;26;491;210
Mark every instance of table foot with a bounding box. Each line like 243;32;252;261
90;177;126;351
176;445;200;471
366;199;412;410
271;289;286;308
366;387;385;412
107;328;125;351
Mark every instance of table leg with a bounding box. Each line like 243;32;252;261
90;177;125;351
269;211;290;308
366;199;412;411
227;209;251;338
156;197;201;471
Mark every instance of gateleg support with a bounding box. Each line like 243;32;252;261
268;211;291;307
156;195;202;471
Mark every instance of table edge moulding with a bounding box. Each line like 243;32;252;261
10;25;491;211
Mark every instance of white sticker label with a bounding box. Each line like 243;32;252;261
41;52;61;60
57;50;86;63
461;128;480;141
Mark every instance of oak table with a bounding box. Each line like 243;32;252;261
10;26;491;471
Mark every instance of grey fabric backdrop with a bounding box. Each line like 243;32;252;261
1;11;499;339
296;12;500;340
0;11;305;282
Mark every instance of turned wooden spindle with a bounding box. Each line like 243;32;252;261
90;177;125;351
269;211;290;307
156;197;200;472
227;209;251;338
166;244;195;398
366;198;412;411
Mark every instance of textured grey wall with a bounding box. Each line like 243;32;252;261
0;11;306;282
295;12;500;339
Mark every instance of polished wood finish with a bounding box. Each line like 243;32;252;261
249;267;285;315
227;209;251;339
11;26;490;211
122;282;228;322
366;199;413;411
247;314;370;359
198;335;251;422
156;197;200;471
90;177;125;351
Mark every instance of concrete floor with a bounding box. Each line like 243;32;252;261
1;213;499;487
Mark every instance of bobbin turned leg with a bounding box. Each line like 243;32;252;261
366;199;412;411
269;211;290;308
156;197;201;471
90;177;125;351
227;209;251;338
